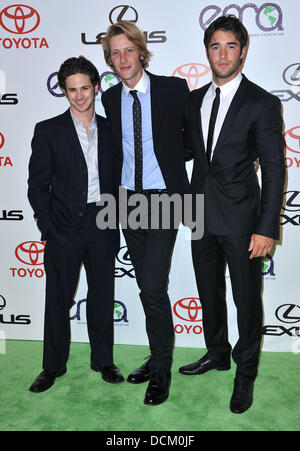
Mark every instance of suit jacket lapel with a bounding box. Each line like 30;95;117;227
211;75;247;164
62;109;87;168
147;72;162;144
109;83;123;155
192;84;211;170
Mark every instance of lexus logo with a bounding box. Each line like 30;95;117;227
116;246;132;266
109;5;138;24
173;297;202;322
0;4;40;34
0;295;6;310
276;304;300;324
15;241;45;266
282;191;300;212
283;63;300;87
47;72;64;98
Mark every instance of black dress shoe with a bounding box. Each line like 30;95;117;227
144;372;171;406
230;378;254;414
127;360;151;384
29;368;66;393
179;353;230;375
91;362;124;383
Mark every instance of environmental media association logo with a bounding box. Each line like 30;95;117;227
173;297;203;335
114;300;128;325
262;254;275;279
0;4;49;49
199;3;283;35
70;299;128;325
172;63;211;91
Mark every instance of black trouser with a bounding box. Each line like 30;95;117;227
192;233;263;381
122;191;178;373
43;203;118;372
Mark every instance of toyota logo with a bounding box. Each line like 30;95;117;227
285;126;300;154
0;5;40;34
173;297;202;322
15;241;45;265
0;132;4;149
172;63;211;91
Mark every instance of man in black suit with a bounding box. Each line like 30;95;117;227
28;56;124;393
101;22;189;405
179;16;285;413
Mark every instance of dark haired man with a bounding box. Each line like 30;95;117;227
28;56;124;393
179;16;285;413
101;22;190;406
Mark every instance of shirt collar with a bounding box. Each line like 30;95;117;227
122;70;149;96
211;72;242;98
70;109;97;129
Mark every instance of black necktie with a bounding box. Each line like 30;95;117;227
206;87;220;164
129;90;143;193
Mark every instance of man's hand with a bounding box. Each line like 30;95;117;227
248;234;274;259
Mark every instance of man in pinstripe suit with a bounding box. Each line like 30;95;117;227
28;56;124;393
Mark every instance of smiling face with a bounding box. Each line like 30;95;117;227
206;29;245;85
63;73;98;117
108;33;143;89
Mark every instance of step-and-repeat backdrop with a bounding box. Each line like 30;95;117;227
0;0;299;354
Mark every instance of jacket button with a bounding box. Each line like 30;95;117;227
79;212;84;217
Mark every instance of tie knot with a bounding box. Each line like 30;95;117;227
215;87;220;97
129;90;138;100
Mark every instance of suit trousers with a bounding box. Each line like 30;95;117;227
122;197;178;373
42;203;118;372
191;233;263;381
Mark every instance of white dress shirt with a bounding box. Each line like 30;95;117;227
201;72;243;159
71;110;100;203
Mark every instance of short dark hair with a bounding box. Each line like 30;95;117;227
57;56;100;91
204;15;249;51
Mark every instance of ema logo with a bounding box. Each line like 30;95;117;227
173;297;203;335
262;254;275;279
10;241;45;278
0;4;49;49
199;3;283;35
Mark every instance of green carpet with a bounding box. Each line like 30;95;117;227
0;340;299;431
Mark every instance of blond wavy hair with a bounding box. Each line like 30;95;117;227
102;21;152;70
